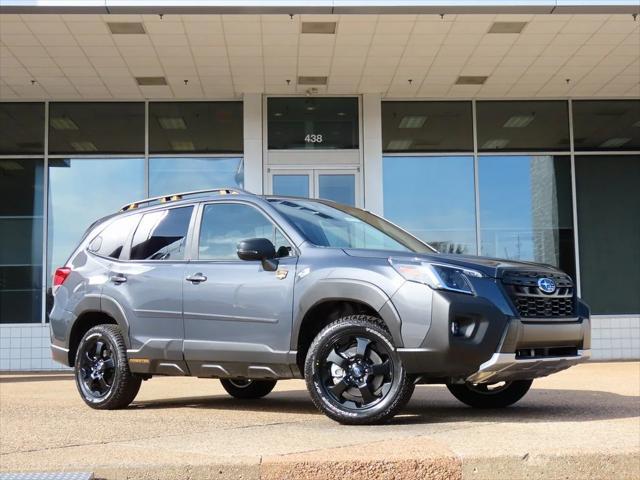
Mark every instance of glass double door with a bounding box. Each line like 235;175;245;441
269;168;359;207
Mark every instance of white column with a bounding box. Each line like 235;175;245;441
362;93;383;215
243;93;263;194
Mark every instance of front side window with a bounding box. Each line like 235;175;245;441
130;207;193;261
269;199;434;253
198;203;292;260
89;214;140;260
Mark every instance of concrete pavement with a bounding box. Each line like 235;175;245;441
0;362;638;479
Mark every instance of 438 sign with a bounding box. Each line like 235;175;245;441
304;134;323;144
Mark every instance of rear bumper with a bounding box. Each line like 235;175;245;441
465;349;591;383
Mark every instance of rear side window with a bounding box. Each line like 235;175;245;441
88;214;140;259
130;207;193;261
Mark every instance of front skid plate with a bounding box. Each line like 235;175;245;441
465;350;591;384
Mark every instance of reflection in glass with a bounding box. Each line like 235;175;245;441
383;156;477;254
477;101;570;152
272;175;310;197
268;97;359;150
576;155;640;314
47;158;145;282
318;174;356;206
572;100;640;151
0;103;45;155
478;155;574;276
0;159;43;323
130;207;193;261
149;157;243;197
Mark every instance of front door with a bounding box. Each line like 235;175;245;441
182;201;297;378
269;168;360;207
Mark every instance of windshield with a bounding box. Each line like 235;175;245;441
268;198;436;253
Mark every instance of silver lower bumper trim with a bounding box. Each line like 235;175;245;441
465;349;591;384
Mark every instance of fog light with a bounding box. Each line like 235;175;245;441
451;321;460;336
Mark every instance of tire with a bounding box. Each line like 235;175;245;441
446;379;533;409
305;315;414;425
220;378;277;399
74;324;142;410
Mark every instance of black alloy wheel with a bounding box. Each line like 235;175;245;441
78;335;116;399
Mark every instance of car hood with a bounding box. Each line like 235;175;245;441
342;248;562;279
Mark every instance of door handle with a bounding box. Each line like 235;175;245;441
186;273;207;284
110;274;127;284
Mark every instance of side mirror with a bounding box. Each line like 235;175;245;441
237;238;278;271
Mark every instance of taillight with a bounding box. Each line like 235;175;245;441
53;267;71;287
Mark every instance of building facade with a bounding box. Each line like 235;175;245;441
0;1;639;370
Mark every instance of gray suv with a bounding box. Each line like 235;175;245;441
50;188;591;424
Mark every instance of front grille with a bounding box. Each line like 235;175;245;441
501;270;575;319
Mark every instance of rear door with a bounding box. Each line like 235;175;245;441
182;201;297;377
102;205;195;371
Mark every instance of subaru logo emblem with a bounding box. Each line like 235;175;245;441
538;277;556;294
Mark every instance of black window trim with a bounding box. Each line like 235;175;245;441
189;199;299;263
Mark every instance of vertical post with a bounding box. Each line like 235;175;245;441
362;93;383;215
472;99;481;256
144;100;149;197
568;99;581;296
41;101;49;325
243;93;263;194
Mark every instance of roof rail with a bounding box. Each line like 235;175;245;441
119;187;251;211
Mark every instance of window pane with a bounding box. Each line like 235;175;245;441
576;155;640;314
0;103;44;155
268;97;359;150
198;203;289;260
573;100;640;151
149;102;243;154
0;159;43;324
273;175;309;197
149;157;243;197
47;158;145;281
477;101;570;152
89;214;140;260
383;156;477;254
49;102;144;154
131;207;193;261
478;155;575;276
382;101;473;152
318;174;355;206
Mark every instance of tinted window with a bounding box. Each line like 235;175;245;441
573;100;640;151
89;214;140;259
382;101;473;152
477;101;570;152
49;102;144;154
198;203;291;260
268;97;359;150
0;103;45;155
576;155;640;314
130;207;193;261
149;102;243;154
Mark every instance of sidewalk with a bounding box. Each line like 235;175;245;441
1;362;638;479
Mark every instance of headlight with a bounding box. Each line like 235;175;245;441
389;258;483;295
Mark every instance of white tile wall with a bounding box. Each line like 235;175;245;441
0;316;638;371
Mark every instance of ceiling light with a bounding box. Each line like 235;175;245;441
455;76;487;85
387;139;413;150
633;120;640;128
273;112;283;117
337;112;346;117
481;139;509;149
503;114;535;128
301;22;336;34
599;138;631;148
50;117;79;130
0;160;24;171
170;140;195;151
298;76;328;86
70;141;97;152
488;22;527;34
158;117;187;130
399;116;427;129
136;76;167;86
306;106;316;111
107;22;146;35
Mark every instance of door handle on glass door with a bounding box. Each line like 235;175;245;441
110;274;127;284
186;273;207;284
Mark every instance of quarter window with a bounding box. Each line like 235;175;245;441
198;203;292;260
130;207;193;261
89;214;140;259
